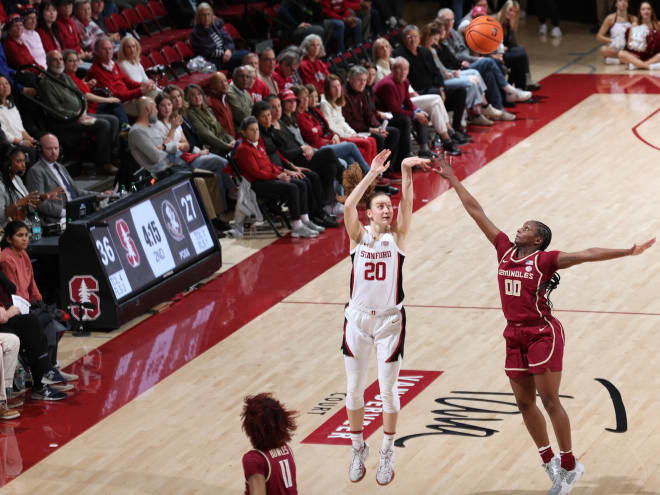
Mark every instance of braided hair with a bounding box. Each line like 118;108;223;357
531;220;560;308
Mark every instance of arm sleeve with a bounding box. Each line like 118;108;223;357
242;451;269;481
538;250;560;274
128;127;168;167
298;115;326;148
235;146;279;181
494;231;512;260
376;83;413;117
187;111;233;152
25;168;64;220
25;255;42;302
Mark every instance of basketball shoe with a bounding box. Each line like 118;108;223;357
549;461;585;495
349;442;369;482
543;454;560;484
376;448;395;485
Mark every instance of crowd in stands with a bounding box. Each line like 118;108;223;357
1;0;660;419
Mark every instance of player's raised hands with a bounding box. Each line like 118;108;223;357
369;149;392;175
431;155;456;180
630;237;656;255
401;156;431;170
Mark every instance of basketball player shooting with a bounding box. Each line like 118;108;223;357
433;156;654;495
341;149;430;486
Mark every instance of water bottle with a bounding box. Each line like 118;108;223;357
119;184;128;198
60;216;67;233
129;182;138;193
31;211;42;241
13;363;26;393
79;201;87;218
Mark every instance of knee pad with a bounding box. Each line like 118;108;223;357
346;389;365;410
379;386;400;414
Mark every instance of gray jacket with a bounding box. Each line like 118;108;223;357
25;158;93;224
445;29;479;63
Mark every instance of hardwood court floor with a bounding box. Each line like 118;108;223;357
2;20;660;495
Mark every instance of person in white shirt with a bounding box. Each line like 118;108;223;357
20;7;47;69
117;35;149;84
0;75;38;163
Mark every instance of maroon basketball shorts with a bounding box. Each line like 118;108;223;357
503;316;565;378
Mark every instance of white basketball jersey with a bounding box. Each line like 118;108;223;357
349;227;405;310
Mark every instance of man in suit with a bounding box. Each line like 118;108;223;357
25;133;97;224
226;66;255;128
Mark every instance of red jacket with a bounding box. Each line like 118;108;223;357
272;65;293;92
87;60;141;101
207;92;237;138
3;37;41;70
373;73;416;118
37;27;62;54
248;77;270;103
342;84;379;133
299;57;329;94
321;0;350;19
56;17;82;52
235;139;282;182
297;110;334;148
66;70;98;113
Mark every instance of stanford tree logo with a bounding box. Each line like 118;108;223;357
68;275;101;320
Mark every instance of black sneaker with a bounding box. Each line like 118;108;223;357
442;141;462;156
31;384;67;401
453;130;473;143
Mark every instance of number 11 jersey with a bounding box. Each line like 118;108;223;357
495;231;560;323
350;227;405;310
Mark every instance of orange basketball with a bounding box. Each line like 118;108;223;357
465;16;504;55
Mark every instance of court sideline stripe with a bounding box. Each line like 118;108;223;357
280;301;660;317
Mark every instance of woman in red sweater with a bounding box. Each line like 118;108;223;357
3;15;42;70
235;116;323;238
299;34;329;95
0;222;41;303
37;0;63;54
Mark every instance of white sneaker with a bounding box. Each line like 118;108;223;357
649;62;660;70
543;455;561;485
605;57;621;65
483;104;503;119
302;218;325;233
628;63;638;71
291;225;318;238
539;23;547;36
324;202;344;216
349;442;369;482
499;110;516;121
376;448;395;485
506;88;532;103
557;461;585;494
551;26;562;37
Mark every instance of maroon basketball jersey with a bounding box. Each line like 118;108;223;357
494;232;560;323
243;444;297;495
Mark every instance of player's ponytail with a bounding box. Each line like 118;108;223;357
539;273;560;309
340;162;377;206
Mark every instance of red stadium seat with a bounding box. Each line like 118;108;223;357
161;46;212;87
174;40;194;60
108;12;129;33
135;3;190;42
140;54;154;69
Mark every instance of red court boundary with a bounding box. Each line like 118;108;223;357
2;74;658;487
632;107;660;151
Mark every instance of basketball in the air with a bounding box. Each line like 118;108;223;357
465;16;504;54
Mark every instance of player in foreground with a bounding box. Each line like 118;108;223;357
242;393;298;494
342;150;430;485
434;156;654;494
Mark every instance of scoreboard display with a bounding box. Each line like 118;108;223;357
60;173;221;330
